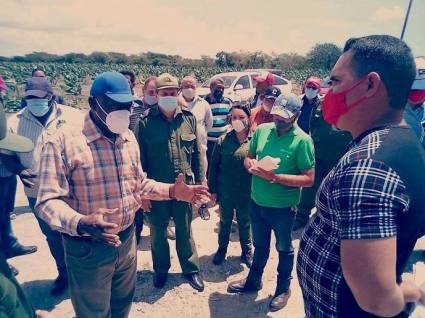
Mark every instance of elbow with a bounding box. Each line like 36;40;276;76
304;178;314;187
356;298;400;317
352;286;403;318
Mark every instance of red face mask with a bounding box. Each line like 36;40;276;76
408;90;425;105
322;77;371;126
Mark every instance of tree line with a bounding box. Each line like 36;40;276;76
0;43;342;71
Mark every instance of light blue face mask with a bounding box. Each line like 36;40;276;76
158;96;178;112
26;98;50;117
305;87;319;100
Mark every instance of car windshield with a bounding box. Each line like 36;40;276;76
202;76;237;88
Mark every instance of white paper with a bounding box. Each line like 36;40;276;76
253;156;281;171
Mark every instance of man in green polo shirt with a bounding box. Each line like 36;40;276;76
227;93;315;313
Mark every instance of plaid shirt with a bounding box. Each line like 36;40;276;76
36;112;171;236
297;127;411;318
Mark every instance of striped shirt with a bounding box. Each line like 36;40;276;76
35;112;171;236
0;103;83;198
205;95;231;142
129;98;152;131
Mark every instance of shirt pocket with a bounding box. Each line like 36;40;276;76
180;133;196;155
276;149;296;172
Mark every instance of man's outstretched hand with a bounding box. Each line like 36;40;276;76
170;174;211;205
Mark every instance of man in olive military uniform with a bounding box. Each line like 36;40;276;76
135;73;205;291
293;100;352;230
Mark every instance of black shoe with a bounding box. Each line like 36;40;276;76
9;264;19;276
167;226;176;240
241;250;253;268
227;277;262;293
269;289;292;312
153;273;168;289
6;244;37;259
51;276;68;296
184;273;204;292
212;248;227;265
198;204;210;220
292;220;307;232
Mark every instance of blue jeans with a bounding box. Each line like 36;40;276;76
249;199;295;293
28;197;67;277
0;176;19;251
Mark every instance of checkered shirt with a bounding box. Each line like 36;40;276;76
36;112;171;236
297;127;410;317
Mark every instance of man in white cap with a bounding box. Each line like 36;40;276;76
228;93;315;312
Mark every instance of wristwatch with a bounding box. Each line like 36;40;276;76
270;176;278;183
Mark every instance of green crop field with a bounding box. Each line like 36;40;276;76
0;62;329;112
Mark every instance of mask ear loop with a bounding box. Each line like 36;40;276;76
345;77;381;111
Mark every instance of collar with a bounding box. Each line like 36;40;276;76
273;124;298;137
20;102;62;125
82;112;132;144
229;129;252;142
302;95;318;104
347;124;401;150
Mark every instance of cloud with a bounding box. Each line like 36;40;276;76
0;0;423;58
372;5;404;22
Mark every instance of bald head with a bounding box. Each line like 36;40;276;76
181;76;197;88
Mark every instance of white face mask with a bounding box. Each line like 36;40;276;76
305;87;319;100
144;95;158;106
95;99;130;135
232;119;247;133
182;88;196;100
158;96;178;112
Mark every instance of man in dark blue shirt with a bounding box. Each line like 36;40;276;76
297;77;321;134
298;35;425;318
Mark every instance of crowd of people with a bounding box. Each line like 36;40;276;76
0;34;425;318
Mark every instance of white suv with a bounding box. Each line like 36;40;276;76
196;71;292;103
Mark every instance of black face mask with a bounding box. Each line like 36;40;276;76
213;90;223;101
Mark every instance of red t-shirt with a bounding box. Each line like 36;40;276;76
250;106;273;132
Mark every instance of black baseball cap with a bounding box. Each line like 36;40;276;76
24;77;54;98
264;87;281;99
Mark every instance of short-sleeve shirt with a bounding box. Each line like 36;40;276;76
297;125;425;318
250;106;274;132
204;95;232;142
248;123;315;208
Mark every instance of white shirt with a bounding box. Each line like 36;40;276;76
184;96;213;148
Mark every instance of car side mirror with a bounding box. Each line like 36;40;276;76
234;84;243;91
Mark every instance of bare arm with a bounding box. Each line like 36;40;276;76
273;168;315;187
341;237;423;317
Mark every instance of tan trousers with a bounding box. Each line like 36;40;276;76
63;226;136;318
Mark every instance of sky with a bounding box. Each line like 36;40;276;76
0;0;424;58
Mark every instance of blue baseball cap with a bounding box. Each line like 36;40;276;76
90;72;136;103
